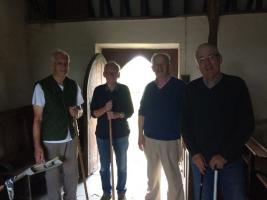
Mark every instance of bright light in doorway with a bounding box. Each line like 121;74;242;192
119;56;155;94
118;56;168;199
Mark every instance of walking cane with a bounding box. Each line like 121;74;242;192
199;173;204;200
109;119;116;200
73;118;89;200
213;169;218;200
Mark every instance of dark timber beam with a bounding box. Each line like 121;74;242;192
207;0;220;46
246;0;254;10
184;0;190;14
246;0;263;11
203;0;208;13
162;0;170;16
120;0;131;17
88;0;95;17
224;0;237;12
141;0;149;16
100;0;113;17
256;0;263;10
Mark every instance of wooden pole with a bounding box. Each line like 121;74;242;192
74;119;89;200
109;119;116;200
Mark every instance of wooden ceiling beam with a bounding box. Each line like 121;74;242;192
141;0;149;16
207;0;220;46
120;0;131;17
162;0;170;16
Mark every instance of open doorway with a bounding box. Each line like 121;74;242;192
82;43;182;199
119;56;156;199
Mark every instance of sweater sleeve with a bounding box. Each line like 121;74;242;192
221;80;255;161
90;87;99;118
138;85;148;117
181;86;201;156
123;86;134;118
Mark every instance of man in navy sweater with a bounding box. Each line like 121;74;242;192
138;53;185;200
181;43;255;200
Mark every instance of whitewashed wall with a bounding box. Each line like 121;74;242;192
1;0;267;122
27;13;267;120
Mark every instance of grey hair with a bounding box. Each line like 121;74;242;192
50;49;70;63
105;61;121;71
151;53;171;65
195;43;221;59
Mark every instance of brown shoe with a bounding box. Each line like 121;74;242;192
100;193;111;200
118;193;126;200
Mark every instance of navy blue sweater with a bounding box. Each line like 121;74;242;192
181;74;255;162
139;77;186;140
90;83;134;139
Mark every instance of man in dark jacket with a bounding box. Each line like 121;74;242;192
181;43;255;200
90;62;134;200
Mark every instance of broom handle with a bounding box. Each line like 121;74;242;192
109;119;116;200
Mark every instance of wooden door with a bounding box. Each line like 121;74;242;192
83;53;106;175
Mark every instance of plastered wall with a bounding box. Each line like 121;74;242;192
27;13;267;120
1;0;267;123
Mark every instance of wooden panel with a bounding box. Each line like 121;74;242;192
0;106;34;169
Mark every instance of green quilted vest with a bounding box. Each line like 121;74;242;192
39;75;78;141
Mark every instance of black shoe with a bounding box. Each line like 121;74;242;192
100;193;111;200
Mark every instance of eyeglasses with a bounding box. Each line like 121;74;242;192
198;54;219;63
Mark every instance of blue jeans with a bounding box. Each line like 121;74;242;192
191;158;246;200
97;136;129;194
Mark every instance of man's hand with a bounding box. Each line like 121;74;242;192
105;100;112;112
34;146;45;164
192;153;207;175
69;106;82;119
209;154;227;170
107;111;124;120
138;134;145;151
107;111;114;120
0;185;4;192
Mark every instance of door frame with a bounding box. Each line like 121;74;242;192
95;43;181;77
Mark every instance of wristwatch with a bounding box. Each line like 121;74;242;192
119;113;124;118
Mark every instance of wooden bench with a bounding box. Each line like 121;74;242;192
243;137;267;199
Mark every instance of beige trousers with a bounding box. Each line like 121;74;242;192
144;136;184;200
44;137;78;200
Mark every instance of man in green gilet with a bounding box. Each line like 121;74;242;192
32;49;84;200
